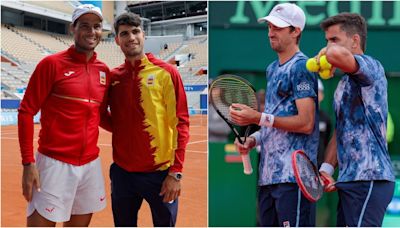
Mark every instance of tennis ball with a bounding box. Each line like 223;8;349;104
306;58;320;72
319;55;332;70
319;69;331;80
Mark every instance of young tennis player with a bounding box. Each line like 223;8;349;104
230;3;319;226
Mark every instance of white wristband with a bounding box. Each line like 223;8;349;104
319;162;335;176
259;113;274;127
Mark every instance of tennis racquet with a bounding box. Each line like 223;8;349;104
292;150;326;202
209;74;259;175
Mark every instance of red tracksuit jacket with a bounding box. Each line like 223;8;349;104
18;46;109;165
105;54;190;173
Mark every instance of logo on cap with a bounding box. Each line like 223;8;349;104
72;4;103;25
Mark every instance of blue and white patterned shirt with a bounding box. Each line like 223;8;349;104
334;54;395;182
254;52;319;186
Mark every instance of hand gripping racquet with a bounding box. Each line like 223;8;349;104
209;74;260;175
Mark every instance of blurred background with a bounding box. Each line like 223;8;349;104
209;1;400;226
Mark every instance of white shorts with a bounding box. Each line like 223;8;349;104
27;152;106;222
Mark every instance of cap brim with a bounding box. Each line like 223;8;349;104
257;15;290;28
72;11;103;24
82;11;103;21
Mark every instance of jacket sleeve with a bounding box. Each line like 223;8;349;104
99;70;112;132
165;67;190;173
18;57;55;164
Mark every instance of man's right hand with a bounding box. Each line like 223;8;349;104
234;137;256;155
319;171;337;192
22;163;41;202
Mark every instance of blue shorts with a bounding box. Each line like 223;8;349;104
257;183;316;227
109;163;178;227
336;180;395;227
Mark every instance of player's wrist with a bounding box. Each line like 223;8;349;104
319;162;335;176
258;113;274;127
168;172;183;181
22;162;34;167
254;112;262;125
250;131;261;146
249;137;257;148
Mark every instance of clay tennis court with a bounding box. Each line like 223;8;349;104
1;114;207;227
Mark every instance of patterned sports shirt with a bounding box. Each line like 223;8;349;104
254;52;319;186
334;54;395;182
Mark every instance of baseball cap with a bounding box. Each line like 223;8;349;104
72;4;103;25
258;3;306;31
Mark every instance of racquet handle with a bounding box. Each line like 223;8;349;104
241;154;253;175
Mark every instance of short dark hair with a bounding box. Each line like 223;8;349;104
289;26;301;44
320;13;367;51
113;12;142;35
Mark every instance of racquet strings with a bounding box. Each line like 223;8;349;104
295;153;323;200
210;78;258;125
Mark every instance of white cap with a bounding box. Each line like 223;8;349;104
318;79;324;91
258;3;306;31
72;4;103;25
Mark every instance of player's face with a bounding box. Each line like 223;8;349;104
72;14;102;53
267;23;295;53
115;24;145;60
325;24;355;52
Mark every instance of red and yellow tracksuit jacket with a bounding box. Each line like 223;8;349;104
18;46;110;165
105;53;190;173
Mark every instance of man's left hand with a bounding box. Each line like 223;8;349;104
160;175;181;203
229;103;261;126
320;171;337;192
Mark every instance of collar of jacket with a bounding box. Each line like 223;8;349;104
124;53;156;72
67;45;97;63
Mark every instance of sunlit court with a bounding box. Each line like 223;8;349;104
1;114;207;227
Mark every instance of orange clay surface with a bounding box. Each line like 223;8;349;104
1;115;207;226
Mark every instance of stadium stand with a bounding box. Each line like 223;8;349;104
12;26;70;53
1;1;207;116
1;62;28;91
96;40;126;69
22;1;75;15
158;42;182;60
1;24;49;64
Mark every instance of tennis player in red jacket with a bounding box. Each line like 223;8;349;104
102;12;190;226
18;4;109;226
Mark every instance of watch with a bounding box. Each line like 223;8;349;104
168;172;183;181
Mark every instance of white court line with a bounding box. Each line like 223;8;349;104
98;143;207;154
2;137;207;145
99;140;208;147
187;140;207;145
2;137;207;153
1;132;18;135
98;143;111;146
1;137;22;140
186;149;207;154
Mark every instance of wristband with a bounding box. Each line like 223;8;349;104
319;162;335;176
259;113;274;127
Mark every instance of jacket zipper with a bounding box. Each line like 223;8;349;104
82;63;90;164
129;67;135;157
